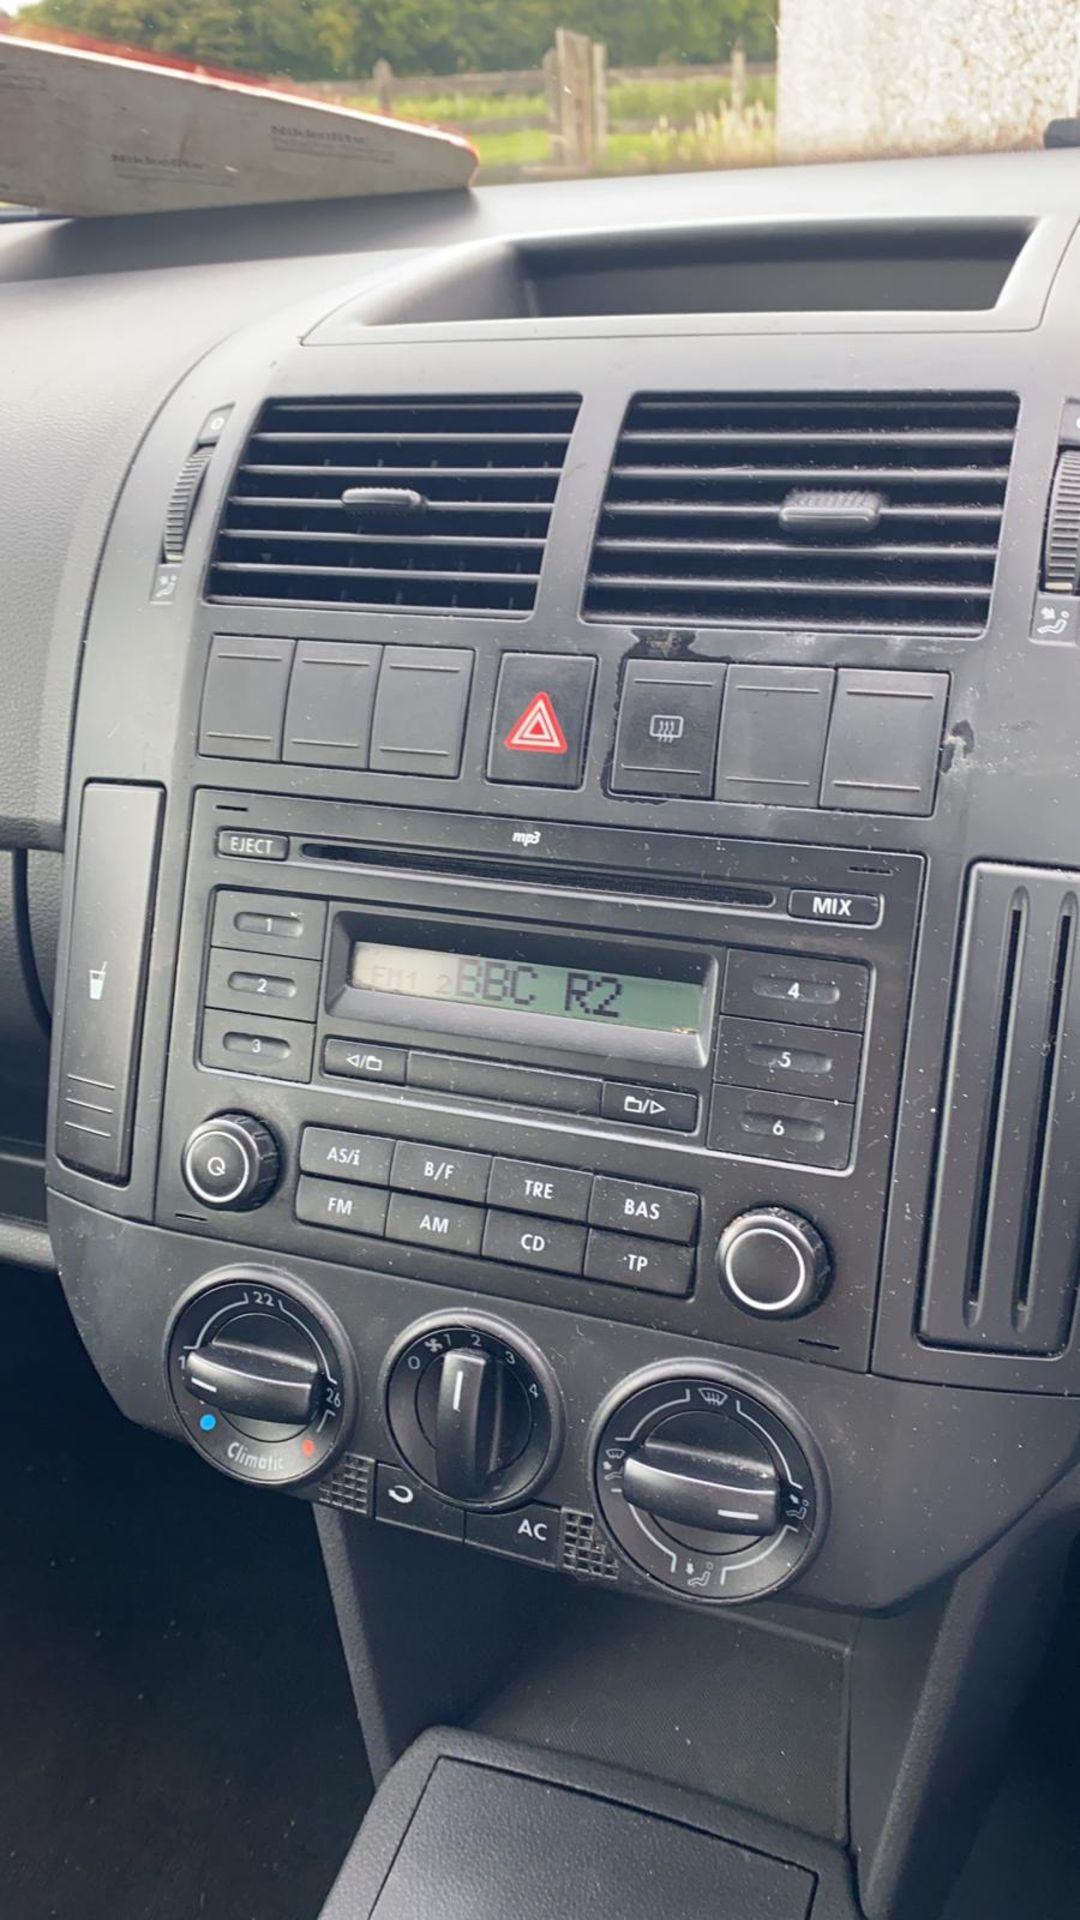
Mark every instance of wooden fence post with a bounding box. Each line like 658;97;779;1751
542;46;563;164
730;40;746;114
373;58;394;113
591;40;608;157
553;27;595;169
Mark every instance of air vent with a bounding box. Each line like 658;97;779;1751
209;395;580;615
920;865;1080;1357
585;392;1018;635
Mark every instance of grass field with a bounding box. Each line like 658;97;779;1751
346;71;777;177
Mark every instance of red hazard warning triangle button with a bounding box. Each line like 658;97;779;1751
488;655;597;790
504;691;567;755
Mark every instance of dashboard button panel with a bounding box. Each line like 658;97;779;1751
369;645;474;778
611;659;726;797
487;652;596;788
714;664;834;808
199;635;294;762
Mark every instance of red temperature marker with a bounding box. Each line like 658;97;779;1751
503;691;567;754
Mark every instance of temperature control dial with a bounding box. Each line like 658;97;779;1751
167;1273;356;1486
386;1316;561;1510
593;1366;825;1604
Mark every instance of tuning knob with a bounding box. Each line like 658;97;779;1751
386;1317;561;1509
717;1208;831;1318
181;1113;280;1210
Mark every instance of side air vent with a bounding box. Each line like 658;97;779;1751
920;865;1080;1357
209;395;581;615
585;392;1019;634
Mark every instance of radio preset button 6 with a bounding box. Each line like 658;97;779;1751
709;1086;855;1170
323;1038;408;1085
714;1015;862;1104
391;1140;492;1205
483;1211;587;1276
722;949;869;1033
588;1176;698;1243
600;1083;699;1133
295;1174;390;1235
385;1192;485;1256
583;1231;694;1296
488;1157;592;1222
300;1126;394;1185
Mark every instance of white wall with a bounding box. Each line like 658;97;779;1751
778;0;1080;160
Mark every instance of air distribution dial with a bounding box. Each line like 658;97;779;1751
386;1315;562;1510
167;1272;356;1486
593;1364;825;1604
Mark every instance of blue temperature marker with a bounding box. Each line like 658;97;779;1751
199;1413;217;1432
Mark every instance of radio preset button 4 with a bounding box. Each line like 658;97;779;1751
722;949;869;1033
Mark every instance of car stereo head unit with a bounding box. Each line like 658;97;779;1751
149;789;923;1378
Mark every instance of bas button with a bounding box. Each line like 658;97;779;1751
466;1503;559;1566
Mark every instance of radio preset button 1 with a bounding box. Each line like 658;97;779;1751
391;1140;492;1205
488;1157;592;1222
588;1176;698;1243
584;1231;694;1296
323;1038;408;1085
215;830;288;861
295;1174;390;1235
714;1015;862;1104
483;1211;587;1276
211;890;327;961
300;1127;395;1185
600;1083;699;1133
385;1192;484;1256
722;949;869;1033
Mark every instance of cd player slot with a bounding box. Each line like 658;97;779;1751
297;840;775;912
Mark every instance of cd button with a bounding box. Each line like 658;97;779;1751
482;1211;586;1276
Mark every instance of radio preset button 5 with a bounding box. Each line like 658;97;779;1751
584;1231;694;1296
488;1157;592;1222
300;1126;394;1185
295;1174;390;1236
323;1037;408;1085
588;1176;698;1243
714;1015;862;1104
483;1211;587;1276
385;1192;485;1256
600;1083;699;1133
391;1140;492;1205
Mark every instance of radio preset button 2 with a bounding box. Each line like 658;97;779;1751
483;1211;587;1276
323;1037;408;1085
584;1231;694;1296
488;1157;592;1222
588;1176;698;1244
390;1140;492;1205
600;1083;699;1133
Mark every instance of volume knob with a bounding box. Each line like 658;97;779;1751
717;1208;831;1318
181;1113;281;1211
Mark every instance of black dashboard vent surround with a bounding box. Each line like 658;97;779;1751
209;394;580;615
585;391;1019;634
920;864;1080;1358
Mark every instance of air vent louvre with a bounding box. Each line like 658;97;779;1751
209;395;581;615
585;391;1019;635
920;864;1080;1357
